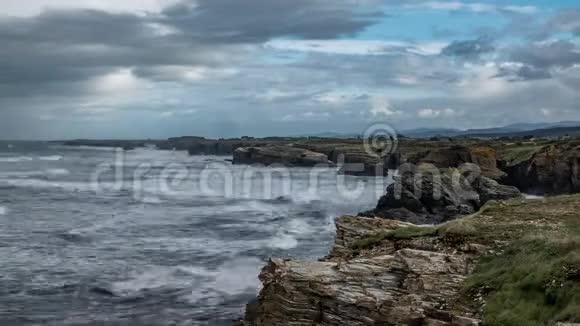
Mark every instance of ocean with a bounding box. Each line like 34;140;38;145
0;141;391;325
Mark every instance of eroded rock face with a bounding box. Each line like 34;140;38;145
409;145;505;180
297;143;397;177
409;146;505;180
501;143;580;195
363;165;522;224
244;217;482;326
233;146;333;167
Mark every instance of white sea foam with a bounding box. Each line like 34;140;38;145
0;171;44;178
45;168;70;176
111;266;195;297
0;178;117;193
268;232;299;250
285;219;313;234
210;257;263;294
111;257;262;303
0;155;63;162
139;196;164;204
39;155;63;161
182;257;263;304
0;156;33;162
0;169;70;179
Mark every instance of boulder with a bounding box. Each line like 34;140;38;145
233;146;333;167
363;164;522;224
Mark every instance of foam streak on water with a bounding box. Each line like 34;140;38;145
0;142;389;325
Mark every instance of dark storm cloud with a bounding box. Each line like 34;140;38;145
0;0;385;95
511;40;580;70
441;37;494;59
495;65;552;82
162;0;383;42
549;9;580;35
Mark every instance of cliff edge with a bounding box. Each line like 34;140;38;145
244;195;580;325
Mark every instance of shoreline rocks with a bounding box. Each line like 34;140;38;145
233;146;333;167
243;166;524;325
500;142;580;195
362;165;522;224
243;216;482;326
408;145;505;180
244;194;580;325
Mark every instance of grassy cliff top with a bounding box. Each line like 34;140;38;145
458;196;580;326
353;195;580;325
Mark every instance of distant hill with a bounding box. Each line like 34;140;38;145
402;121;580;139
298;132;361;139
457;126;580;139
400;128;461;138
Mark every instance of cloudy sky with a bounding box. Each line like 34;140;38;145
1;0;579;139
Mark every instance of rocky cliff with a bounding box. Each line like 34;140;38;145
245;195;580;325
363;165;522;224
244;215;482;326
500;142;580;195
233;146;333;167
408;145;505;180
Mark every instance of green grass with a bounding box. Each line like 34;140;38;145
498;144;546;166
456;196;580;325
462;236;580;326
350;226;439;250
350;196;580;325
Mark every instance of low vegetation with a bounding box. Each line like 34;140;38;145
497;142;547;166
459;196;580;326
352;196;580;325
350;226;439;250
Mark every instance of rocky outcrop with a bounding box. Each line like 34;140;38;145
408;146;505;180
244;216;482;326
363;164;522;224
233;146;333;167
501;143;580;195
336;151;394;177
296;142;399;177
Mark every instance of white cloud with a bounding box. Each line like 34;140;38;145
371;96;403;117
139;66;239;83
417;108;458;119
92;68;147;95
455;63;518;100
266;40;448;56
255;89;299;103
504;5;538;15
541;108;552;117
146;23;180;37
403;1;537;14
160;109;197;118
281;111;330;121
0;0;180;17
0;206;7;215
313;92;366;105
